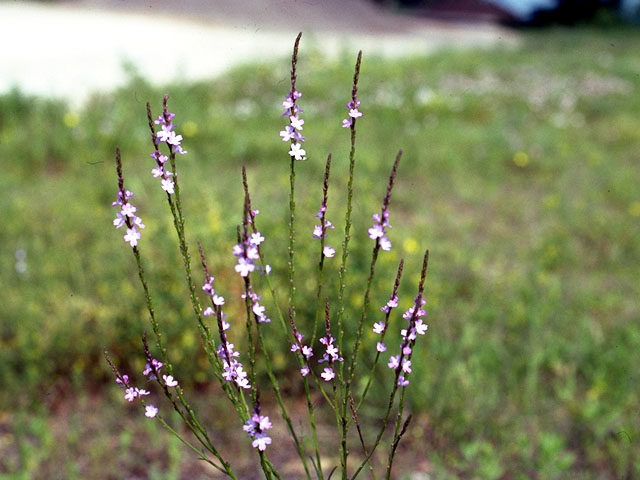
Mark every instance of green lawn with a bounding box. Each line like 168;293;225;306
1;28;639;478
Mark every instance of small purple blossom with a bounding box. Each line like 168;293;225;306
123;228;141;247
124;387;137;402
321;367;336;382
244;411;273;451
398;376;410;387
243;286;270;324
288;143;306;161
112;184;145;247
235;257;255;277
388;355;400;370
377;341;387;353
161;177;175;194
300;366;310;376
148;97;187;199
216;342;250;389
145;405;159;418
323;245;335;258
319;335;343;364
373;322;385;334
381;295;399;313
143;358;163;378
280;68;306;159
289;115;304;131
342;99;363;128
252;434;272;452
163;375;178;387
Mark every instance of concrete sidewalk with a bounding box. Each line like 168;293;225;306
0;1;518;105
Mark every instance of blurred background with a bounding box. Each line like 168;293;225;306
1;1;640;478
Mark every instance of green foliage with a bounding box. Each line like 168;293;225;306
2;29;640;477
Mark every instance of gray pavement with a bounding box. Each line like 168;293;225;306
0;0;518;105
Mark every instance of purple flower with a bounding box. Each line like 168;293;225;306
323;245;335;258
213;294;225;306
112;187;144;247
163;375;178;387
349;108;363;119
402;359;412;373
321;367;335;382
368;224;384;240
281;83;306;159
377;342;387;353
244;411;273;451
388;355;400;370
289;143;306;161
161;178;175;194
145;405;159;418
250;232;265;245
319;335;343;364
398;376;410;387
373;322;385;334
280;126;296;142
342;99;363;127
300;366;310;376
121;203;137;218
381;295;399;313
218;343;251;389
136;388;150;397
234;257;255;277
123;227;141;247
252;434;272;451
124;387;138;402
143;358;163;378
289;115;304;131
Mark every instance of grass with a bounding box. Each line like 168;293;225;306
1;28;640;478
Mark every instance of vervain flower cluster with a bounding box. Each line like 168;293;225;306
372;293;400;353
107;34;430;478
202;274;251;389
107;352;179;420
387;297;428;387
112;189;145;247
150;98;187;195
232;213;264;278
313;205;335;258
368;211;392;251
341;99;363;129
279;45;306;161
243;407;273;452
318;333;342;381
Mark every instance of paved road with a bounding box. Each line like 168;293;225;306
0;0;518;105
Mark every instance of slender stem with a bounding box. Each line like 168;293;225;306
156;416;235;477
287;32;302;330
348;395;376;480
313;153;332;345
242;167;313;479
350;250;429;480
385;403;412;479
357;259;404;410
336;51;362;480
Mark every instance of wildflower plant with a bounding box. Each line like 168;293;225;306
106;33;431;479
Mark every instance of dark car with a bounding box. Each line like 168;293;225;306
375;0;640;25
